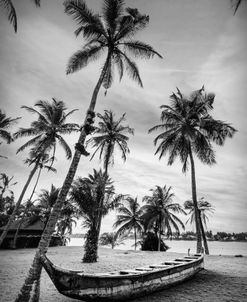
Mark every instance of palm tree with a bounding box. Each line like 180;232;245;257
142;185;185;251
0;173;17;202
86;110;134;244
0;99;78;247
0;0;40;32
56;201;78;245
0;109;20;158
184;197;214;254
0;173;17;224
114;196;143;250
87;110;134;175
15;1;161;300
0;109;20;143
70;169;118;262
99;232;127;249
149;87;236;253
12;153;57;249
36;185;60;226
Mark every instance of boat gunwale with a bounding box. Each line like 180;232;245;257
40;253;203;280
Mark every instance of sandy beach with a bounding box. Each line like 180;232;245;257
0;246;246;302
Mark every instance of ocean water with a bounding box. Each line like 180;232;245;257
68;238;247;256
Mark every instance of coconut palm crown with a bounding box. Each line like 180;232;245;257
184;197;214;228
142;185;185;251
149;87;236;172
64;0;162;91
87;110;134;174
14;98;79;164
0;109;20;144
114;196;143;250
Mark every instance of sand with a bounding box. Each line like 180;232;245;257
0;246;247;302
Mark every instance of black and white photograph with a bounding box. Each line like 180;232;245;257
0;0;246;301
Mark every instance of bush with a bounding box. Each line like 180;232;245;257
141;232;169;251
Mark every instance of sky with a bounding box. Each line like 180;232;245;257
0;0;246;234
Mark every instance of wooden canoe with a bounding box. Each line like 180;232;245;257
40;253;204;301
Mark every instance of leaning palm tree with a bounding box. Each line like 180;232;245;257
0;0;40;32
114;196;143;250
0;99;78;247
142;185;185;251
86;110;134;243
12;153;57;249
149;87;236;253
184;197;214;255
15;1;162;300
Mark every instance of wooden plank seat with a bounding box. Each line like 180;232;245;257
120;269;140;275
175;258;194;262
149;264;173;268
163;261;181;265
135;267;154;271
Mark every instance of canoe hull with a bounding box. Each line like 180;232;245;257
41;254;204;301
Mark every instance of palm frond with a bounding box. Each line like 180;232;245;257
66;45;104;74
102;0;124;35
119;51;143;87
64;0;106;38
56;135;72;159
122;40;162;59
0;0;17;32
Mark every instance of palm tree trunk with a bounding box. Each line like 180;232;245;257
158;216;161;252
91;145;111;261
0;161;39;247
13;167;42;249
83;223;98;263
198;211;209;254
15;52;111;302
134;225;137;251
188;148;202;253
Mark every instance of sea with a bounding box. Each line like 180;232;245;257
68;238;247;256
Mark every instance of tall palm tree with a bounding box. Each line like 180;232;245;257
86;110;134;243
15;1;162;300
142;185;185;251
149;87;236;253
70;169;119;262
0;99;78;247
184;197;214;254
0;0;40;32
0;109;20;158
114;196;143;250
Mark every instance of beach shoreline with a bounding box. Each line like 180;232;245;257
1;246;247;301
